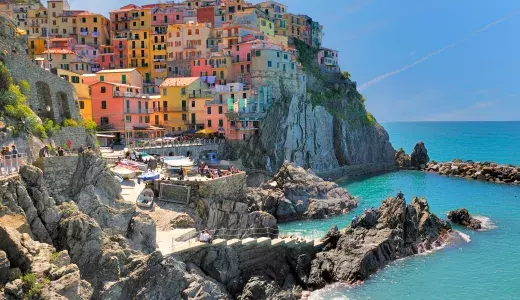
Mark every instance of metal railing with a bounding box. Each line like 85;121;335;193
0;154;27;177
131;138;225;150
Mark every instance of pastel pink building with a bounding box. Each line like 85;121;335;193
203;99;228;137
150;6;184;26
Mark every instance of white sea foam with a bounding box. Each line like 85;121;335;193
455;230;471;243
473;215;497;231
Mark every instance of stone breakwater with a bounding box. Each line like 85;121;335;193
424;161;520;185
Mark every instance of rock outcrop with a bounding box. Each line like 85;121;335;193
425;160;520;185
447;208;482;230
395;147;412;169
238;276;299;300
411;142;429;168
0;217;92;299
247;162;358;222
308;193;452;288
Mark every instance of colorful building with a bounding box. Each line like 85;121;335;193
166;22;212;77
27;5;48;38
317;47;339;72
284;13;312;46
57;69;94;120
95;68;143;87
76;12;110;49
158;77;210;131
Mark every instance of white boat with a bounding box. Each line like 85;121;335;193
162;156;194;170
112;167;136;179
136;188;154;208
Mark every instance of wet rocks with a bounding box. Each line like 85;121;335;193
247;162;358;222
425;161;520;185
308;193;452;288
395;147;412;169
447;208;482;230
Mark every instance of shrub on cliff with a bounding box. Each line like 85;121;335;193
0;62;12;92
81;119;97;134
62;118;78;127
43;119;60;137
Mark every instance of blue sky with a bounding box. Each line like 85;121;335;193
69;0;520;122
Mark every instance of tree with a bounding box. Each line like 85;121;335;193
342;71;351;80
0;62;12;92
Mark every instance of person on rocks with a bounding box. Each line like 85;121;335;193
78;144;85;154
178;168;185;181
351;215;359;227
39;146;49;158
57;147;65;156
10;145;18;156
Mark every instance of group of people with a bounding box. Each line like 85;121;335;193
39;144;90;158
0;145;20;175
200;163;241;180
198;230;213;243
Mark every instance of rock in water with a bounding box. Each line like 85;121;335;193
447;208;482;230
308;193;452;288
395;147;412;169
411;142;429;169
247;162;358;222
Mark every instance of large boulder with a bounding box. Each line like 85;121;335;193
238;276;298;300
308;193;452;288
248;162;358;222
0;250;10;285
447;208;482;230
411;142;429;169
395;147;412;169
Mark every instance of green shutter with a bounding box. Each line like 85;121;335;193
227;98;234;112
100;75;104;81
122;74;127;84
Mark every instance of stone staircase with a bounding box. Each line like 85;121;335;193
163;236;325;257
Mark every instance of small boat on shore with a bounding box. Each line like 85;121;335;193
112;167;136;179
162;156;194;171
136;188;154;208
137;171;160;184
117;159;147;172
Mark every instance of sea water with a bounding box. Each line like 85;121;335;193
279;122;520;299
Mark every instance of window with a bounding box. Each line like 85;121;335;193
62;54;66;59
218;119;224;127
243;93;247;99
100;86;106;93
101;101;107;109
93;17;97;23
141;11;144;16
163;114;168;121
267;61;272;68
284;53;288;59
277;52;280;58
79;101;85;109
100;117;109;124
188;29;192;35
182;114;187;121
176;14;180;21
218;106;223;114
207;120;212;127
82;17;86;23
162;88;167;95
126;115;131;122
181;88;186;95
133;21;137;26
100;75;104;82
255;50;261;56
191;101;195;108
72;76;80;83
207;107;212;114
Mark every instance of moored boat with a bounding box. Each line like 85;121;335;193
136;188;154;208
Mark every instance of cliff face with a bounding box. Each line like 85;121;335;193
225;46;395;178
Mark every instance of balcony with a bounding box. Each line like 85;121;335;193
188;92;213;98
183;44;197;50
98;123;115;131
183;119;203;126
79;31;88;36
162;107;189;112
113;91;153;99
91;31;99;38
154;68;166;73
125;109;150;114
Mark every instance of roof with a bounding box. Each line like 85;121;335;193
96;68;137;74
89;81;140;89
160;77;199;87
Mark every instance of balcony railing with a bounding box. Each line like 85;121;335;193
113;91;153;99
125;109;150;114
98;123;115;131
91;31;99;37
156;107;189;112
79;31;88;36
183;44;197;50
188;92;213;98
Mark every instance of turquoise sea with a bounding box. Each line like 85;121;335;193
279;122;520;300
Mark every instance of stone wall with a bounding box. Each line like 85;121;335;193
0;15;80;124
49;127;97;150
40;156;79;198
138;143;225;161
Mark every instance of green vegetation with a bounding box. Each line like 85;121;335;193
62;118;78;127
50;251;59;263
59;202;78;218
43;119;60;137
81;119;97;134
293;40;376;127
20;272;49;299
0;62;47;138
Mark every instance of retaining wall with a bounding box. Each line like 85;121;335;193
39;156;79;198
50;127;97;150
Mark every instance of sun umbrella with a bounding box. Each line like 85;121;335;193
196;128;217;135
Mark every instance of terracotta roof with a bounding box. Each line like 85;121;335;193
160;77;199;87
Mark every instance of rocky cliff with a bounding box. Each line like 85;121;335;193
308;193;452;288
225;43;395;178
247;162;358;222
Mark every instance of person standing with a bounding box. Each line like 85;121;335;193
78;144;85;154
57;147;65;156
10;145;17;156
67;139;72;152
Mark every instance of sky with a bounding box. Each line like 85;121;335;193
68;0;520;122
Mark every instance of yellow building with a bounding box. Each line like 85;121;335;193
40;49;92;73
158;77;210;131
110;5;152;84
256;9;274;36
150;26;168;93
27;36;47;58
27;6;48;37
56;69;93;120
76;12;110;49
